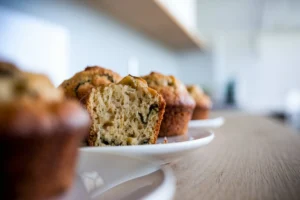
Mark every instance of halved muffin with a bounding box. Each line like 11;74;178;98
0;62;90;200
60;66;122;103
142;72;196;137
187;85;212;120
86;75;166;146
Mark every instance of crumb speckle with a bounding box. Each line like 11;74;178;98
163;137;168;144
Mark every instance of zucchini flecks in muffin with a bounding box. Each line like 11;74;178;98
74;80;91;98
167;81;174;86
138;103;159;125
101;138;110;145
139;138;150;145
149;104;159;115
102;73;115;82
138;112;147;125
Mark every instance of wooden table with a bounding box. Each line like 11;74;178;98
171;111;300;200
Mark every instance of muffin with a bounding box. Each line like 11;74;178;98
142;72;195;137
0;61;20;76
86;75;166;146
187;85;212;120
0;62;90;200
60;66;122;103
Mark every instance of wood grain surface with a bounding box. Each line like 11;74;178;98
171;111;300;200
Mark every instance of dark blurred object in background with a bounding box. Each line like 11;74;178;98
269;111;286;122
225;78;236;106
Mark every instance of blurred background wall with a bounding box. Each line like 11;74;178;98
194;0;300;114
0;0;179;85
0;5;69;86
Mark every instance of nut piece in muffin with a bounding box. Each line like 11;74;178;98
59;66;122;103
0;62;90;200
186;85;212;120
86;75;166;146
142;72;196;137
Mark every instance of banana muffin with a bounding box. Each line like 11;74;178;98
142;72;196;137
187;85;212;120
0;62;90;200
86;75;166;146
60;66;122;103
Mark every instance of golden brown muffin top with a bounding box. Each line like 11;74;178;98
186;85;212;109
118;75;148;87
0;62;90;136
0;61;21;77
0;71;63;103
118;75;159;97
142;72;195;107
59;66;122;102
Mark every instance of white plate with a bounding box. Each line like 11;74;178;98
58;152;175;200
80;129;214;164
188;117;225;128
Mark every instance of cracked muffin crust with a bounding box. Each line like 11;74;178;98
59;66;122;103
86;75;166;146
186;85;212;120
0;62;90;200
142;72;196;137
